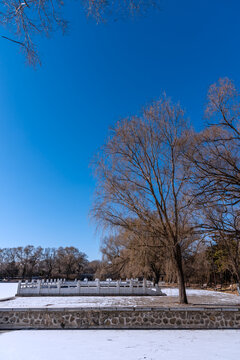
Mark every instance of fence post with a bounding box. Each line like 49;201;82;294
116;280;120;295
155;283;160;295
17;280;21;295
143;278;146;295
130;279;133;294
57;279;61;294
96;279;100;294
77;280;81;295
36;280;40;295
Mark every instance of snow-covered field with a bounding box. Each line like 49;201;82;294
0;283;18;300
0;329;239;360
0;284;239;359
0;284;239;308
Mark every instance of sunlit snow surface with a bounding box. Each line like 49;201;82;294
0;283;239;307
0;284;239;359
0;329;239;360
0;283;18;300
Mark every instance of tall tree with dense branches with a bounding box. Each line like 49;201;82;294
187;78;240;285
188;78;240;207
92;96;198;304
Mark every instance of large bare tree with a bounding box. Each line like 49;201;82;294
92;96;198;304
189;78;240;206
187;78;240;285
99;227;166;283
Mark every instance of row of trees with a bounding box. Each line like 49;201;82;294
0;245;100;280
91;77;240;304
98;229;238;287
0;238;237;289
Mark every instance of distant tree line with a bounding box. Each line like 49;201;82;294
0;240;237;289
0;246;100;280
92;78;240;303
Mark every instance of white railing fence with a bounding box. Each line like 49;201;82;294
17;278;165;296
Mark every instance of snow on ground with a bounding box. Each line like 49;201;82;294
0;287;239;308
0;283;18;300
164;287;236;297
0;295;168;308
0;283;239;307
164;288;240;303
0;329;239;360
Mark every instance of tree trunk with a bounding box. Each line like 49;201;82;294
151;264;161;285
175;244;188;304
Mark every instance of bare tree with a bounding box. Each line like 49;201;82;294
100;228;166;284
92;96;198;303
184;244;212;286
0;0;160;65
203;204;240;283
187;78;240;286
84;259;101;275
1;248;18;278
15;245;43;278
188;78;240;207
42;247;57;278
0;245;89;279
55;246;88;279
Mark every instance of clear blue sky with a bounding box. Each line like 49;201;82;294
0;0;239;260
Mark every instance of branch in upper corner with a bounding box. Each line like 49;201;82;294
0;0;161;66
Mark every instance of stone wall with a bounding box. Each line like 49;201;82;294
0;307;240;329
